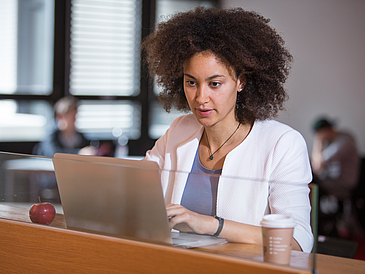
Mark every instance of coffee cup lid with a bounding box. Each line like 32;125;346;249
260;214;295;228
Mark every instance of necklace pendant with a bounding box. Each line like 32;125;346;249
205;122;240;162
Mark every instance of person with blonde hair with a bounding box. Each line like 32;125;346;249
36;96;93;157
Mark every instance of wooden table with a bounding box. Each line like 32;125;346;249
1;204;365;274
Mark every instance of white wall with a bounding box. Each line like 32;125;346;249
222;0;365;156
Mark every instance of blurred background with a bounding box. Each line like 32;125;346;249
223;0;365;158
0;0;364;158
0;0;217;157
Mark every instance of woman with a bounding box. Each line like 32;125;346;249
142;7;313;252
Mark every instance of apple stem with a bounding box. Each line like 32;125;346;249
38;196;41;203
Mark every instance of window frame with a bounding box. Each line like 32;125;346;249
0;0;219;156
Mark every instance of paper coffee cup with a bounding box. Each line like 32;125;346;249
260;214;295;265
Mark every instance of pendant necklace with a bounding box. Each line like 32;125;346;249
205;123;241;160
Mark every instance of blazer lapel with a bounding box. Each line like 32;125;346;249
171;127;204;204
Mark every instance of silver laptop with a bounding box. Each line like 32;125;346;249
52;153;226;248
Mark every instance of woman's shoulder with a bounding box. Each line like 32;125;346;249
252;119;304;142
254;119;296;133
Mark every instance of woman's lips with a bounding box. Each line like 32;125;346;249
196;108;213;117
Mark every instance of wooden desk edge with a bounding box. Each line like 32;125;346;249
0;218;308;274
3;204;365;274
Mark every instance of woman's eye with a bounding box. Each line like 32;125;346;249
211;82;221;87
186;80;196;86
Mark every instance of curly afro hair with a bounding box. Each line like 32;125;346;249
141;6;292;124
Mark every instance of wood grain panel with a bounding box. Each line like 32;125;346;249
0;218;307;274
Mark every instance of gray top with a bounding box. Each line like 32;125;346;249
181;147;222;216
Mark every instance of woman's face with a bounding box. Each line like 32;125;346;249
183;51;242;128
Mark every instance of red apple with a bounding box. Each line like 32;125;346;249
29;198;56;225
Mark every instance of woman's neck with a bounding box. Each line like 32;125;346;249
204;121;251;150
199;121;253;170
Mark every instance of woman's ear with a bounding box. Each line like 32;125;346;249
237;75;246;92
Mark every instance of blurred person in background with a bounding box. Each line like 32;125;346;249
311;117;361;238
34;96;97;203
36;96;96;157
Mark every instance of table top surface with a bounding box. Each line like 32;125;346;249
1;203;364;274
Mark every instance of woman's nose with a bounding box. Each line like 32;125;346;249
196;85;209;104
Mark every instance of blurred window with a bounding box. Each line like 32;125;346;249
0;99;52;142
77;100;141;140
0;0;218;152
67;0;142;143
0;0;54;95
69;0;141;96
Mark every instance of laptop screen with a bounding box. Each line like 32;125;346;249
53;153;173;245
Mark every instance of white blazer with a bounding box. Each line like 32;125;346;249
145;114;313;253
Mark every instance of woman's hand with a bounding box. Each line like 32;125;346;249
166;203;218;235
166;204;302;250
